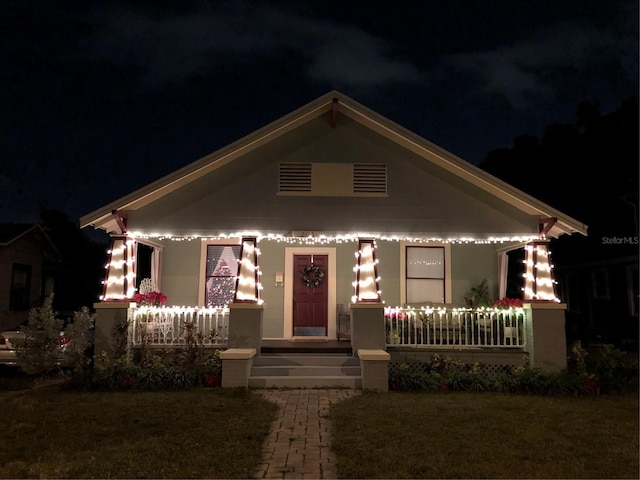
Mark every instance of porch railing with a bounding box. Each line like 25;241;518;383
130;306;229;346
384;306;525;348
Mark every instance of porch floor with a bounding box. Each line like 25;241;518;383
260;339;353;355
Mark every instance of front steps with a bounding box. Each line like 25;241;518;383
248;353;362;389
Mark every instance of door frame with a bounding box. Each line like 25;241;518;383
284;247;336;339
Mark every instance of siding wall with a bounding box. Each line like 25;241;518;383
127;116;538;239
157;238;505;338
0;230;50;330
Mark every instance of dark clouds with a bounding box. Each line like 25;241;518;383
0;0;637;227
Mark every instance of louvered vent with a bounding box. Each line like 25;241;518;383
279;163;312;192
353;164;387;194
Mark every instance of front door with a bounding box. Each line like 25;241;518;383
293;254;328;336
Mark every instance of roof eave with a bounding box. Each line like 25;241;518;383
81;91;341;231
81;90;588;238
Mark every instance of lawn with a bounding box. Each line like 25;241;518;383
0;382;278;479
1;373;638;479
331;391;640;479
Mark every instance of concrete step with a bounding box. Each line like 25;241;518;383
248;375;362;389
251;365;361;377
260;340;352;355
249;354;362;389
253;354;359;367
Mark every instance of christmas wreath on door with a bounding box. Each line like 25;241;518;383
301;263;325;288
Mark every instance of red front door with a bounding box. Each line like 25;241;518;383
293;254;328;336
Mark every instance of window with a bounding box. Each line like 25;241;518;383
10;263;31;310
406;246;445;304
205;245;241;307
592;269;610;299
627;264;639;316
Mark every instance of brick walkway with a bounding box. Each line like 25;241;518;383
253;389;361;479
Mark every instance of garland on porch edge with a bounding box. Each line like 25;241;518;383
301;263;325;288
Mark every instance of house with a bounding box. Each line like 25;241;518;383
0;224;59;331
80;91;588;389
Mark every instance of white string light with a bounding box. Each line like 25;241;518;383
126;230;539;245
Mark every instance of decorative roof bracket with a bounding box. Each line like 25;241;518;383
538;217;557;239
112;210;128;234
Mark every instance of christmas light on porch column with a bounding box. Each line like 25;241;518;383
101;236;137;301
352;238;382;302
233;237;263;303
522;240;559;302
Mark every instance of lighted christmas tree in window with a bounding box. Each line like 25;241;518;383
205;245;240;307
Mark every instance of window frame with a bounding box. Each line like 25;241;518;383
10;263;32;311
591;268;610;300
400;242;451;306
199;239;242;307
627;263;639;317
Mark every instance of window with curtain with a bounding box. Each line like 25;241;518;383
406;246;445;304
205;245;241;307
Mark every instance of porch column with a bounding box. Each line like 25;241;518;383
93;301;135;357
524;302;568;372
228;303;264;354
102;235;136;301
350;302;386;352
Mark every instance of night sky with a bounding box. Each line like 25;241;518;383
1;0;637;233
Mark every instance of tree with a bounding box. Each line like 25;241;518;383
14;295;64;376
479;97;639;263
39;209;108;313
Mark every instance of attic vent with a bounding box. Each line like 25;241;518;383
279;163;312;192
353;164;387;194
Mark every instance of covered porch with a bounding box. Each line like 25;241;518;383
94;228;569;390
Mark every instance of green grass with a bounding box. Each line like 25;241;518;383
1;383;278;479
2;370;638;479
331;391;640;479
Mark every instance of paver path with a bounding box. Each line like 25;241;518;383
253;389;361;479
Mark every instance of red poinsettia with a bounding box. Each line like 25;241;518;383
492;297;523;309
384;309;408;320
134;291;167;306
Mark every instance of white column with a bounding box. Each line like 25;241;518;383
102;235;136;300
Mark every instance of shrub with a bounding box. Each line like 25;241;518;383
14;295;64;376
387;351;627;397
586;344;638;394
61;306;95;385
89;317;224;391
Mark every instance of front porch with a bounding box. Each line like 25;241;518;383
126;304;527;351
93;301;567;391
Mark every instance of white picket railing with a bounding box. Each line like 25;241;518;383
130;306;229;346
128;304;523;349
384;306;525;348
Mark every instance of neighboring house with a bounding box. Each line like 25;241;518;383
80;91;588;387
0;224;59;331
557;253;639;351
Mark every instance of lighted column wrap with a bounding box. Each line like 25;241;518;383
233;237;263;303
523;240;559;302
352;238;381;303
102;236;136;300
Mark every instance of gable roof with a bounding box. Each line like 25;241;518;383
80;90;588;238
0;223;42;245
0;223;60;256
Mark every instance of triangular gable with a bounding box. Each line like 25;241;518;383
80;90;587;238
0;223;60;257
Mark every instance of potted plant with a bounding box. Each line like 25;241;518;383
463;279;492;308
